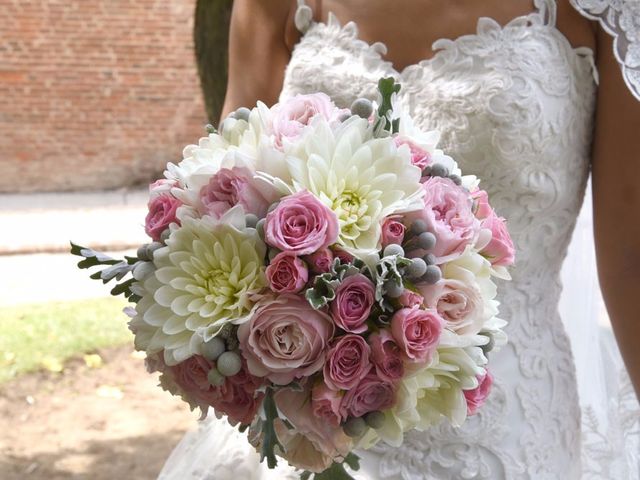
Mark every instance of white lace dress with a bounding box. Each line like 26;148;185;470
158;0;640;478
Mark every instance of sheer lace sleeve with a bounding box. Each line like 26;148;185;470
569;0;640;100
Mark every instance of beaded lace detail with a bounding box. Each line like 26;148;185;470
158;1;639;479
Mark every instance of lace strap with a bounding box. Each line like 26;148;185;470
294;0;314;33
569;0;640;101
534;0;558;26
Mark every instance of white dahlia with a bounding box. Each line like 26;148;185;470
163;104;281;218
130;206;266;365
259;116;423;257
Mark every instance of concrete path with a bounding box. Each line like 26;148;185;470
0;189;149;306
0;189;149;255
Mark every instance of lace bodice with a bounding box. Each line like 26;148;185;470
158;1;639;479
279;0;638;478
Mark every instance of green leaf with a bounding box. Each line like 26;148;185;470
110;278;135;297
343;453;360;471
261;388;283;469
377;77;401;117
71;242;141;301
70;242;120;269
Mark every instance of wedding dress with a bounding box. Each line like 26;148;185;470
158;0;640;478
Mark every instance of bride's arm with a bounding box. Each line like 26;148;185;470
592;29;640;398
220;0;296;120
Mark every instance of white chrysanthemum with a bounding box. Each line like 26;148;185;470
130;207;266;365
162;105;281;219
259;116;423;257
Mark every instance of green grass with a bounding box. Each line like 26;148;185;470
0;297;133;384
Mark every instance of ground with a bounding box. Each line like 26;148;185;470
0;345;194;480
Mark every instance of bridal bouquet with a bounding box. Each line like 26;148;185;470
72;78;514;478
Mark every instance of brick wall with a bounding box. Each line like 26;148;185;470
0;0;207;193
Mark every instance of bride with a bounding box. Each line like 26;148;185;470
160;0;640;478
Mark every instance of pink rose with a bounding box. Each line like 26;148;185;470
481;211;515;267
419;279;484;336
170;355;263;425
149;178;175;198
271;93;346;147
145;194;181;241
471;189;492;220
330;274;375;334
369;329;404;382
311;382;343;426
394;136;432;169
274;387;353;473
398;289;424;308
381;216;406;248
464;372;493;416
265;190;339;255
323;334;372;391
238;294;334;385
408;177;480;263
199;167;270;218
266;251;309;293
333;248;355;264
340;372;396;419
304;248;334;274
391;307;443;363
209;363;264;425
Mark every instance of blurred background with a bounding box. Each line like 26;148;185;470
0;1;232;478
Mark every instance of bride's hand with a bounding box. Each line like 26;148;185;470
591;26;640;400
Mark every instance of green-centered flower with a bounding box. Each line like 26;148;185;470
259;116;424;258
130;206;266;365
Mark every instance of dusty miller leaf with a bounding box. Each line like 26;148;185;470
260;388;283;469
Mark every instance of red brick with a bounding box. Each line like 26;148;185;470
0;0;206;193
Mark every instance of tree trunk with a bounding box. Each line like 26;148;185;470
193;0;234;125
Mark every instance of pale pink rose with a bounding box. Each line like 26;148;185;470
238;294;334;385
271;93;346;147
274;387;353;473
369;329;405;382
471;189;492;220
391;307;443;363
464;372;493;416
398;289;424;308
394;136;432;169
149;178;175;198
304;248;334;274
408;177;480;263
481;211;515;267
381;216;406;247
419;279;484;336
265;190;339;255
340;372;396;419
145;194;181;241
265;251;309;293
311;382;343;426
323;334;372;391
330;274;375;333
199;167;270;218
